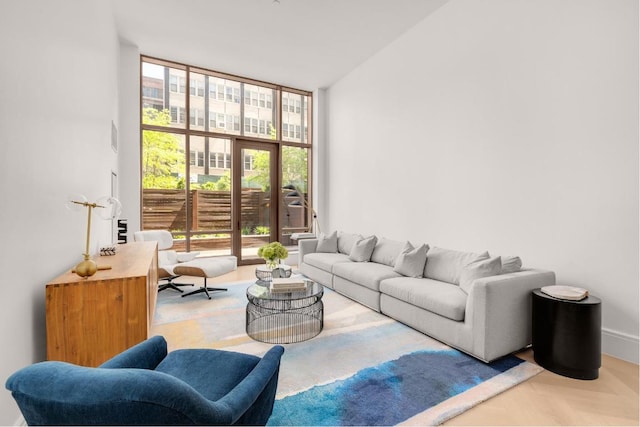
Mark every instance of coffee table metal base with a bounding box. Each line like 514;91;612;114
246;297;323;344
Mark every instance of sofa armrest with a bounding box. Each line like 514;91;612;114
298;239;318;266
466;269;556;361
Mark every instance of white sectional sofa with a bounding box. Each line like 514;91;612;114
299;231;555;362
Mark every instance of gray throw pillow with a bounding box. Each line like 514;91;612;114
349;236;378;262
459;256;502;294
316;231;338;253
501;255;522;274
393;242;429;278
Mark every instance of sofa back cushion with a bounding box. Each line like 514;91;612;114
371;237;406;267
338;232;363;255
424;247;489;285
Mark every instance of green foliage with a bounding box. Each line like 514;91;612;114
255;226;270;235
282;146;308;192
213;171;231;191
269;122;277;140
257;241;288;261
142;108;185;189
247;146;308;193
247;149;270;191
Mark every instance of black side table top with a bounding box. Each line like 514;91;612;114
532;288;602;380
532;288;601;306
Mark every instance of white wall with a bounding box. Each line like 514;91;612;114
118;42;142;237
0;1;120;423
326;0;639;362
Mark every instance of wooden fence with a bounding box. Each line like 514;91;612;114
141;188;307;251
142;189;269;232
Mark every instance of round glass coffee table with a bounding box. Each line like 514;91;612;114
246;279;324;344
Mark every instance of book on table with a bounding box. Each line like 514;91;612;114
270;277;307;292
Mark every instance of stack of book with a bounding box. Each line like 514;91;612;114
270;277;307;293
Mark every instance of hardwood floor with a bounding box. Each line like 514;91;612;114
445;349;639;426
212;265;640;426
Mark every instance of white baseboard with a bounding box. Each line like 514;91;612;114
14;414;26;426
602;327;639;364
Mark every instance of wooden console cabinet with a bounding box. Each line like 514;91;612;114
46;241;158;367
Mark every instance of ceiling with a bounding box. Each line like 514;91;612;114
111;0;449;90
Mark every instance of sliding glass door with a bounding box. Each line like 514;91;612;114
234;141;277;264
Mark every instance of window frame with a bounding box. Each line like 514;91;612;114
140;55;314;255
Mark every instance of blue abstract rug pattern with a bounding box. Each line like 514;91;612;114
152;279;542;426
268;350;523;426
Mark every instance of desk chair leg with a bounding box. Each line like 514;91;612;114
159;275;194;293
181;277;227;300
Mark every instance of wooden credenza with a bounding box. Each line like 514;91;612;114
46;241;159;367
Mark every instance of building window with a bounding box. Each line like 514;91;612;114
190;109;204;126
171;106;186;124
244;154;254;171
190;79;204;96
190;150;204;167
209;152;231;169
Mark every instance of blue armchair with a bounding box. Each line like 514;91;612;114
6;336;284;425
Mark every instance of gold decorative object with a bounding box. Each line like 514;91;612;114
67;195;121;278
69;199;104;278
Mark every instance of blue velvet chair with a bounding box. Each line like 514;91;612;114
6;336;284;426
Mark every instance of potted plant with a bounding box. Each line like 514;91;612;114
257;242;288;269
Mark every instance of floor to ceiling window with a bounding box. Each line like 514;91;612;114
140;56;312;264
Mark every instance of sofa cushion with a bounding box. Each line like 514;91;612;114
316;231;338;253
371;237;406;267
333;262;401;292
303;252;351;272
380;277;467;321
349;236;378;262
501;255;522;274
338;232;363;255
459;256;502;293
393;242;429;278
424;247;489;285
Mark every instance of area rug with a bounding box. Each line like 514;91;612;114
152;279;543;426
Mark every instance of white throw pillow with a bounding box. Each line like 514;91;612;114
501;255;522;274
316;231;338;253
394;242;429;278
459;256;502;294
349;235;378;262
424;247;490;285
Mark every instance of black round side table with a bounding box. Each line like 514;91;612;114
532;288;601;380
